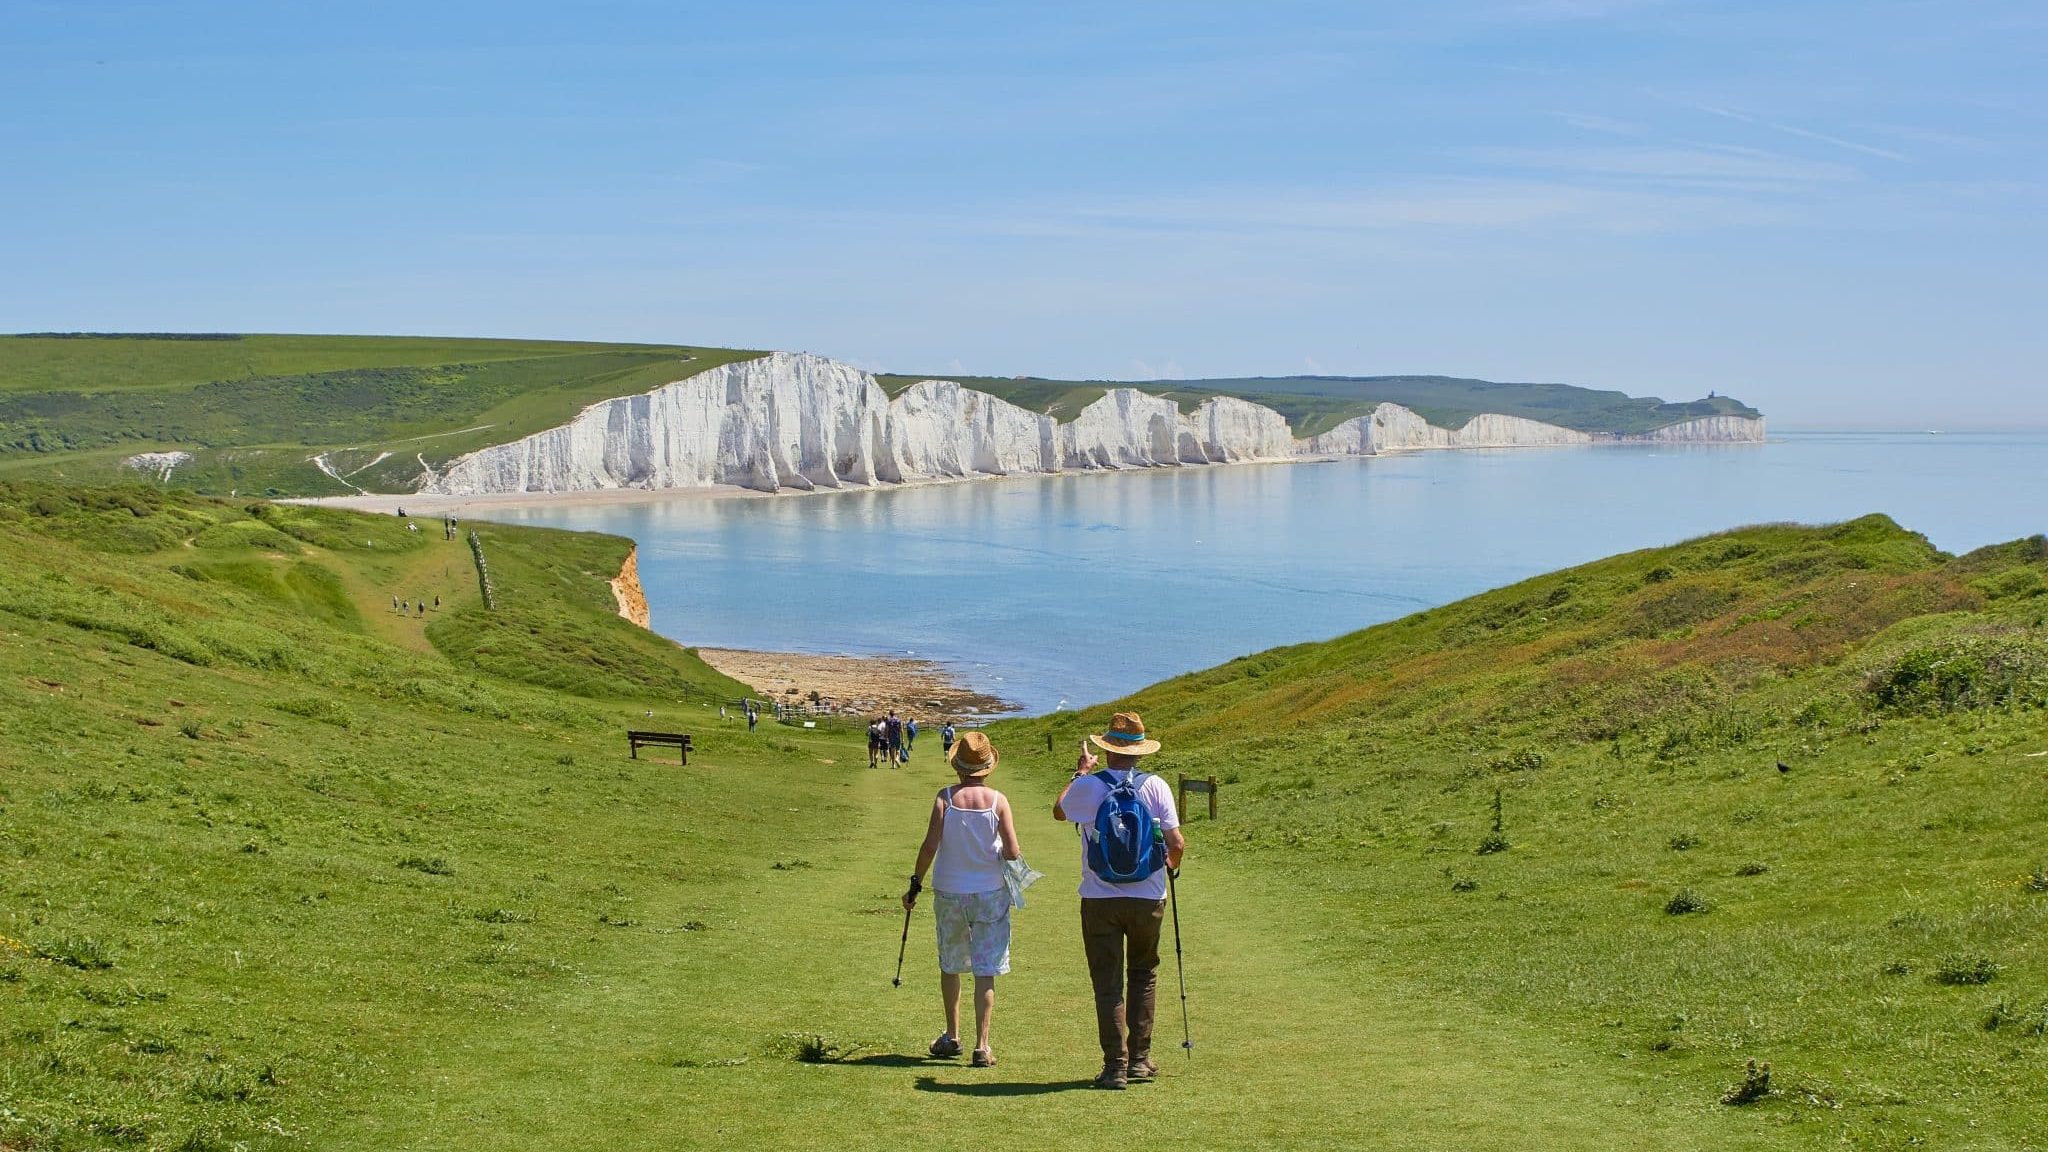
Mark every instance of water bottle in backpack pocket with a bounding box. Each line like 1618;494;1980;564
1085;771;1164;883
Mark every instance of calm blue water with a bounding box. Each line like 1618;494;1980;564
490;432;2047;714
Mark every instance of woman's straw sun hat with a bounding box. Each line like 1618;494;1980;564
1087;711;1161;757
947;729;999;778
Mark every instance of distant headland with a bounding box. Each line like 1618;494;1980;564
0;333;1763;500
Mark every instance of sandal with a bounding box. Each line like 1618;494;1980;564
928;1034;962;1059
971;1048;996;1068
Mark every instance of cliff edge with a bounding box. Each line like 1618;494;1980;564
427;352;1765;497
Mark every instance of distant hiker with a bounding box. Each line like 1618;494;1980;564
433;595;440;608
746;701;759;730
391;596;399;611
903;731;1023;1068
884;711;904;768
720;705;728;721
942;722;957;753
868;718;886;769
1053;711;1184;1090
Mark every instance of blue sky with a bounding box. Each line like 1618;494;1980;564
3;1;2044;427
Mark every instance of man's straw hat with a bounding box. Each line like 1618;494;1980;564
947;729;999;778
1087;711;1161;757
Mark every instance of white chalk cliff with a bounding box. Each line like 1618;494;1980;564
426;351;1765;496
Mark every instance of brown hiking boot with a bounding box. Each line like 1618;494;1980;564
1094;1060;1128;1090
1128;1056;1158;1082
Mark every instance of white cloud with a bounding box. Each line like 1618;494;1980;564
1655;95;1910;162
1460;144;1859;184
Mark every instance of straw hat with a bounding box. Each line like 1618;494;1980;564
1087;711;1161;757
947;729;999;778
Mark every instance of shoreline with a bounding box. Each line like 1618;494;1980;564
599;547;1015;719
694;647;1015;720
290;484;769;517
294;437;1768;519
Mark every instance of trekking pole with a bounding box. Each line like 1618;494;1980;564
891;901;912;988
1168;866;1192;1058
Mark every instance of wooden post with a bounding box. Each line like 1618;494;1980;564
1178;773;1219;820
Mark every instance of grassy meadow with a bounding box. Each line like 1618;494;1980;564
1;484;2044;1150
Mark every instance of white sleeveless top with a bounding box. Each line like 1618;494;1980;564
931;787;1004;895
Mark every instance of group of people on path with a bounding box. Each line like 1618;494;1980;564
868;711;958;769
901;711;1184;1089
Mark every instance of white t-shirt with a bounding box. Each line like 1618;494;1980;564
1060;769;1180;900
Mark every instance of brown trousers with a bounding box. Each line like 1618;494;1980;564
1080;897;1165;1065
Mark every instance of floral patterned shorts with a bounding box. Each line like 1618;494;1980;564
933;888;1012;977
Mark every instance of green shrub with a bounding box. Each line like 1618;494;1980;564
1866;632;2048;714
1665;889;1708;915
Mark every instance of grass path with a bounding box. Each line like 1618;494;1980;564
320;739;1751;1150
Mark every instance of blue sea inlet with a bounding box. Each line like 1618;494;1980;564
489;431;2047;715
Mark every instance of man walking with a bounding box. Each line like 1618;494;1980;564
884;710;905;769
1053;712;1184;1089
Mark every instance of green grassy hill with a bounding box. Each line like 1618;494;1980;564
992;515;2048;1146
0;334;763;497
4;490;2039;1150
879;372;1762;437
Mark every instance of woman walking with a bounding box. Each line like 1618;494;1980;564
902;730;1022;1067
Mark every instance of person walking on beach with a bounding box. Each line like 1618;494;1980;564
1053;711;1184;1090
902;731;1022;1068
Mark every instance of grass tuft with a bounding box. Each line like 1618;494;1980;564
1664;889;1709;916
1933;954;1999;986
1720;1060;1773;1106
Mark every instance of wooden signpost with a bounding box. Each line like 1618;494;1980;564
1177;773;1219;821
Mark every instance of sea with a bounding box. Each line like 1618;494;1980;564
488;431;2047;715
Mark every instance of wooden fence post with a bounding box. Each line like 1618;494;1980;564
1177;774;1219;821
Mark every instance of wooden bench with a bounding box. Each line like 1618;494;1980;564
627;731;693;764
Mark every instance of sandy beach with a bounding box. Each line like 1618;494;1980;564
294;454;1346;520
293;484;767;518
695;648;1013;719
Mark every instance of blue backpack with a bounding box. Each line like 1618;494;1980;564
1085;771;1164;883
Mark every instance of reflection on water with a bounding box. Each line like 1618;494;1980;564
491;432;2047;714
